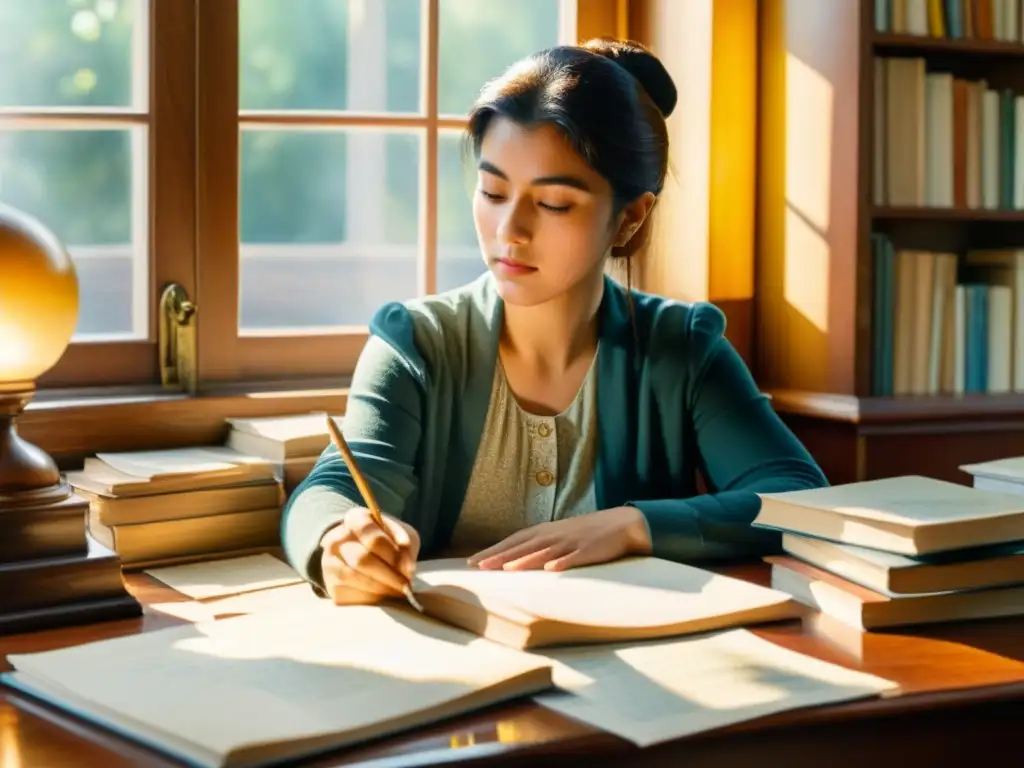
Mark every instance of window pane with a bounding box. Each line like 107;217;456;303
240;0;421;113
0;0;144;109
438;0;561;115
0;128;145;339
240;128;420;331
437;131;484;293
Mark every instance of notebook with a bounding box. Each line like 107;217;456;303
781;532;1024;595
2;603;553;768
754;475;1024;555
768;555;1024;630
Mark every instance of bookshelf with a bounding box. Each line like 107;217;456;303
756;0;1024;486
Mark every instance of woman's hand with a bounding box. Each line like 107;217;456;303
319;507;421;605
467;506;652;572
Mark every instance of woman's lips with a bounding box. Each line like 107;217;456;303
495;257;537;276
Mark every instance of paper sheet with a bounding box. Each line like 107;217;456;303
145;554;302;599
147;584;323;624
535;629;897;746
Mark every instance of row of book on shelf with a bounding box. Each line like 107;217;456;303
11;441;1024;766
875;0;1023;40
874;55;1024;210
870;235;1022;396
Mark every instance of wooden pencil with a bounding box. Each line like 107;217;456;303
325;415;423;612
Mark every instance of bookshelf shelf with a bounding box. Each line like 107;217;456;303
872;206;1024;221
873;33;1024;58
757;0;1024;487
770;389;1024;425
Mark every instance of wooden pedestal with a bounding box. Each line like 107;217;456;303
1;385;141;635
0;494;141;635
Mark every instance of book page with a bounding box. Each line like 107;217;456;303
760;475;1024;526
145;554;303;600
6;604;553;767
534;629;897;746
414;557;794;628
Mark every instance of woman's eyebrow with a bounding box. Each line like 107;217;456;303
478;159;592;192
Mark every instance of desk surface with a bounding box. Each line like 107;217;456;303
3;563;1024;767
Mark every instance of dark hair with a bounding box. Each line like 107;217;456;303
465;37;676;273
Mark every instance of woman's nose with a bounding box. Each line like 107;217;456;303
496;199;532;245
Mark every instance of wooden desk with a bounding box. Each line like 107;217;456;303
3;563;1024;767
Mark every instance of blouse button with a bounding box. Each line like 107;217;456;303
536;469;554;487
537;422;552;438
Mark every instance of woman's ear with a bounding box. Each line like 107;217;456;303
614;192;657;247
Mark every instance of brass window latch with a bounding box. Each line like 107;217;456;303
158;283;197;394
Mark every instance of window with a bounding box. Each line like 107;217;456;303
0;0;195;387
197;0;575;383
3;0;592;391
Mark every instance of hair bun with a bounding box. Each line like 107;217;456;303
582;38;677;118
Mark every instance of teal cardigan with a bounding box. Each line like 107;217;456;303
282;273;827;588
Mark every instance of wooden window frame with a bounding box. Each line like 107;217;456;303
6;0;198;389
195;0;585;383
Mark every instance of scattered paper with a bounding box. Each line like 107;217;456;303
146;584;323;624
535;629;897;746
145;553;302;600
203;584;324;616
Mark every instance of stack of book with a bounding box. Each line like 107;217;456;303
224;412;335;493
754;475;1024;630
961;455;1024;494
67;446;285;569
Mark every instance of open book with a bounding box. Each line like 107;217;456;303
409;556;803;649
3;603;552;768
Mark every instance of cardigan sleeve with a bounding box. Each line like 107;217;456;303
629;303;829;562
280;304;426;589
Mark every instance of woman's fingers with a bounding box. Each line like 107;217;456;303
501;543;574;571
320;509;422;604
337;540;408;595
473;536;562;570
467;527;536;567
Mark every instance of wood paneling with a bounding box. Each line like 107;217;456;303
631;0;758;363
755;0;867;396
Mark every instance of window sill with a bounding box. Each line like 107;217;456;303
19;381;350;468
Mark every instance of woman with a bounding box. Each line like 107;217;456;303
282;38;827;606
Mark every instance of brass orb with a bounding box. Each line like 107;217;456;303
0;202;79;386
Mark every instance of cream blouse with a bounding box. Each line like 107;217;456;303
449;354;600;553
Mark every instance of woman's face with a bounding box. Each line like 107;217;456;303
472;116;623;307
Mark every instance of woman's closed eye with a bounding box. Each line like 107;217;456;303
479;189;505;203
538;201;572;213
478;189;572;214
